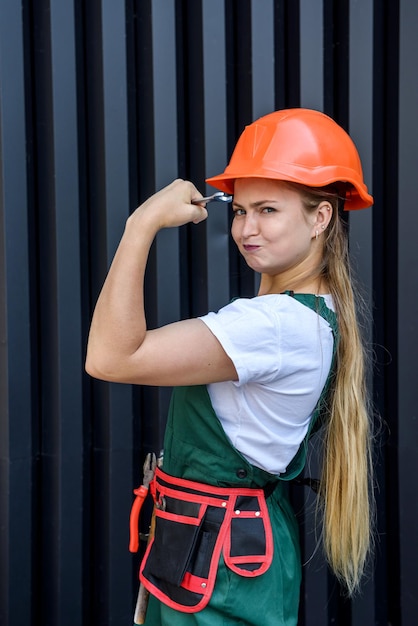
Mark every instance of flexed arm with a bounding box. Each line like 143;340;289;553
85;179;237;387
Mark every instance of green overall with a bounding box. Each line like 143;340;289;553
142;294;338;626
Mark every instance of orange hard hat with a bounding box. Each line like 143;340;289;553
206;108;373;210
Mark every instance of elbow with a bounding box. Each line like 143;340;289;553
85;357;100;380
85;355;105;381
85;351;118;382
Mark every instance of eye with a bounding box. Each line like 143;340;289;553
261;206;276;214
232;207;246;217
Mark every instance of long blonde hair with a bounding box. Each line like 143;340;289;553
288;182;375;595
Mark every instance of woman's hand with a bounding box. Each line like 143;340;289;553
128;179;208;234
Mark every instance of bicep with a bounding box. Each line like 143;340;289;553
94;318;238;386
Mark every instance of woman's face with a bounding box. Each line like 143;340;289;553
231;178;318;277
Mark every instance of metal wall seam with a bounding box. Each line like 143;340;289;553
176;0;208;319
372;2;400;623
224;1;255;300
250;0;275;297
0;1;34;623
101;0;135;620
273;0;301;109
323;0;349;124
398;1;418;623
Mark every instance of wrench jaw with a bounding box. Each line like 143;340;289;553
192;191;233;205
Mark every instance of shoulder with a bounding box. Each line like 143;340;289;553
209;293;334;320
200;293;334;340
202;292;334;319
200;294;288;330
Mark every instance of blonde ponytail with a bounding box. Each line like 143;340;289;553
289;183;375;595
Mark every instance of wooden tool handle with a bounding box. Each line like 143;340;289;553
133;583;150;625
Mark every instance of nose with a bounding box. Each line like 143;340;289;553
240;212;259;238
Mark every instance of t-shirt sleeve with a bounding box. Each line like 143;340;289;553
199;299;282;385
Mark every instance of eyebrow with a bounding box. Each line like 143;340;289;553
232;199;279;209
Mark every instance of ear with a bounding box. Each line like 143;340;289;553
312;201;332;237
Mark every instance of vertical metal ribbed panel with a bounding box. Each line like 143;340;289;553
1;0;417;624
300;0;324;110
50;3;84;623
0;2;34;625
101;1;135;621
398;2;418;624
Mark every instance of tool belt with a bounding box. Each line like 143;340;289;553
139;468;274;613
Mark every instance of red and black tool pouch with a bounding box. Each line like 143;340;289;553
139;468;273;613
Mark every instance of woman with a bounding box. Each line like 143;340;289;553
86;108;374;625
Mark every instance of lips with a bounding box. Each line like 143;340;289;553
243;244;261;252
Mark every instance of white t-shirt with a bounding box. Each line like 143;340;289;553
199;294;335;475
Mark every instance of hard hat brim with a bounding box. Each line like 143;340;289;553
206;168;373;211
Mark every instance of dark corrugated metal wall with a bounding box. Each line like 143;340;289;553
1;0;417;624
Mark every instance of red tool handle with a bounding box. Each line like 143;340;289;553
129;485;149;553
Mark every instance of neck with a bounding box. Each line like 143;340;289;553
258;261;327;296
